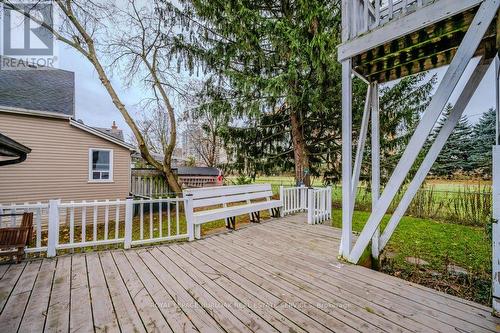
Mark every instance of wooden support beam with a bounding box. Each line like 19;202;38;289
379;58;489;251
340;59;353;257
348;0;500;263
371;82;380;260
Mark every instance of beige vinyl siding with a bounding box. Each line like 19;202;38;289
0;112;131;204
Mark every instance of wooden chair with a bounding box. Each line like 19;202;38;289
0;212;33;263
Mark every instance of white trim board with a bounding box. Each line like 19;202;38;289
0;106;72;119
338;0;483;61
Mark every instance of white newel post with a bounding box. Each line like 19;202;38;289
185;194;195;241
124;197;133;249
307;188;314;225
279;186;285;217
47;199;60;257
493;146;500;313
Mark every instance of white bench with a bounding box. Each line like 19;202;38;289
183;184;282;240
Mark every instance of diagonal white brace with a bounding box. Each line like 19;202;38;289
379;57;490;251
350;84;372;217
347;0;500;263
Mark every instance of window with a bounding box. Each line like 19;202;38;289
89;149;113;182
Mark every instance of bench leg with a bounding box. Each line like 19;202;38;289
271;207;280;218
250;211;260;223
195;225;201;240
227;217;236;230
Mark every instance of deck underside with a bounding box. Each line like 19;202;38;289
354;8;498;83
0;214;497;332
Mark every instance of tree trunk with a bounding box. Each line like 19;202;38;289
290;111;311;186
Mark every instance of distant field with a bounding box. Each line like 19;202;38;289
227;175;492;192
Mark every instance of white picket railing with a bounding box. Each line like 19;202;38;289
346;0;429;40
280;186;332;224
0;197;192;257
0;202;49;253
280;186;307;216
307;187;333;225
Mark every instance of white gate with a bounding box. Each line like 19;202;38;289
280;186;332;224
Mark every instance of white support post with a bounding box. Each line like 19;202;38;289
124;197;133;249
496;54;500;145
47;199;60;258
351;84;372;217
348;0;499;263
185;194;195;241
493;146;500;314
279;186;285;217
380;59;489;251
307;188;314;225
371;82;381;260
493;54;500;314
341;58;353;257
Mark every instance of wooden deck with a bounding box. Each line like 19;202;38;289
0;214;497;332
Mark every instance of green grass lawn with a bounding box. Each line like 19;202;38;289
332;210;492;305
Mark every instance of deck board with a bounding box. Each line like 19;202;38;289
0;214;497;332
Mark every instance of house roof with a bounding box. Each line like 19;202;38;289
0;132;31;166
176;167;220;176
92;127;125;141
69;119;135;151
0;64;75;116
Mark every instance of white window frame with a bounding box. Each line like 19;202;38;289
88;148;114;182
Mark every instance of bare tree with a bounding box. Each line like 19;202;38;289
184;112;225;168
1;0;184;193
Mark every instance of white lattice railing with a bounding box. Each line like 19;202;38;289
280;186;332;225
0;197;192;257
345;0;430;40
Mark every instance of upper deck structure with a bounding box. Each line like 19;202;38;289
338;0;500;313
339;0;498;83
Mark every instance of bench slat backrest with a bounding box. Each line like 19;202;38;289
183;184;274;208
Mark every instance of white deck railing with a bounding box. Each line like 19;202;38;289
345;0;430;40
0;197;191;257
280;186;332;225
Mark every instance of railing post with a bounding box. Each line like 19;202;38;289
47;199;60;257
307;188;314;225
124;197;133;249
300;185;306;212
279;186;285;217
185;194;195;241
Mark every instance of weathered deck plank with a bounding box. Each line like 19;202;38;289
86;253;120;333
0;215;497;332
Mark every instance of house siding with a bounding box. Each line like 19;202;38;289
0;112;132;204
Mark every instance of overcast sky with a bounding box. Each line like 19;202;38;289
57;40;495;141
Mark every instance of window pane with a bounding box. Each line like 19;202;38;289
101;172;109;180
92;171;101;180
92;150;110;171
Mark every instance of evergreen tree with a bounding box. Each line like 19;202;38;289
428;105;474;177
167;0;435;184
470;108;496;178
